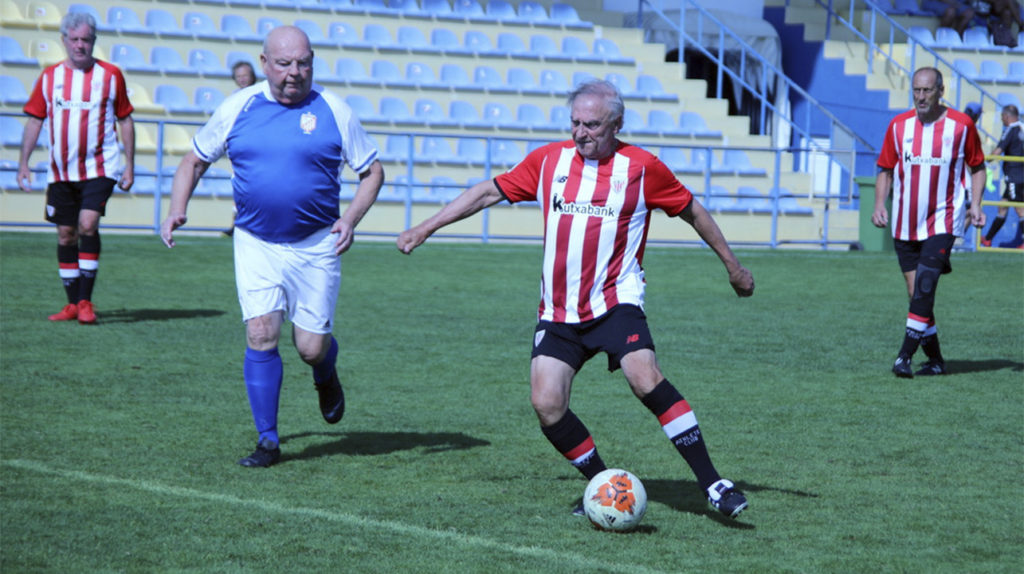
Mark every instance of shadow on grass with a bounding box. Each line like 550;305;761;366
945;359;1024;374
280;431;490;462
98;308;227;323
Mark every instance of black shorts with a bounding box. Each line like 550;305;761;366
45;178;116;226
894;234;955;274
1001;180;1022;203
531;304;655;373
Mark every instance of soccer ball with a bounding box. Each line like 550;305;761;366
583;469;647;532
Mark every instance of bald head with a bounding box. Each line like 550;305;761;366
260;25;314;105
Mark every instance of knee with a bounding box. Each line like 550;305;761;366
246;318;280;351
530;387;567;426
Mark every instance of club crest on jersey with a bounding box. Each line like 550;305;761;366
300;111;317;134
535;330;546;348
611;178;627;194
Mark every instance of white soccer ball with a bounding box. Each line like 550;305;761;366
583;468;647;532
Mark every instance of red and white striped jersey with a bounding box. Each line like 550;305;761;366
23;59;134;183
877;108;984;241
495;141;692;323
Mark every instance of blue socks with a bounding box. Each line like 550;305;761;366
244;347;283;446
312;336;338;386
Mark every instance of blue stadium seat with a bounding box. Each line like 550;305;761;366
379;96;414;124
390;0;425;15
419;136;457;162
405;62;440;88
313;56;336;82
550;3;587;26
449;100;481;126
497;32;529;56
105;5;146;34
345;94;379;121
430;176;461;202
907;26;935;46
381;134;413;162
637;109;678;136
572;71;597;88
507;67;539;92
371;60;405;85
621;109;645;133
68;3;102;28
997;92;1021;109
194;86;225;113
423;0;454;17
550;105;570;127
538;69;570;93
659;147;700;173
360;24;396;50
517;103;551;129
0;116;24;146
953;58;979;80
1007;61;1024;83
721;149;767;175
933;26;963;49
0;75;29;105
472;65;504;90
490;140;523;166
636;75;670;98
457;138;488;164
354;0;390;14
481;102;517;126
336;58;374;86
464;30;496;55
197;167;233;197
151;47;191;75
604;72;636;97
561;36;591;60
294;19;330;47
221;14;261;42
145;9;188;37
772;187;813;215
0;36;37;66
183;11;224;40
690;148;717;171
453;0;486;18
257;17;283;37
486;0;517;20
977;60;1006;82
431;28;462;53
155;84;202;113
328;21;359;46
678;112;723;137
440;64;474;89
962;27;994;50
111;43;153;73
189;49;229;77
593;38;632;64
414;99;453;127
528;34;560;58
705;185;737;212
517;1;547;22
397;26;431;51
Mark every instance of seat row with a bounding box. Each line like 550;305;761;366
4;0;591;31
952;58;1024;85
908;25;1024;54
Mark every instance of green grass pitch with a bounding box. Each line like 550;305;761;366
1;231;1022;573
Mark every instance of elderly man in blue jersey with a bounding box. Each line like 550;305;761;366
160;25;384;467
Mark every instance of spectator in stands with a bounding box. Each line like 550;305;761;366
872;67;987;377
17;10;135;325
160;26;384;467
981;104;1024;247
232;60;256;90
921;0;978;35
987;0;1022;47
397;79;754;520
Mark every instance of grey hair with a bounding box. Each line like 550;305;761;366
567;79;624;122
61;11;96;38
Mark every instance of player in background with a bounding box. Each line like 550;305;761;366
17;10;135;324
398;79;754;519
980;104;1024;248
872;67;986;377
161;26;384;467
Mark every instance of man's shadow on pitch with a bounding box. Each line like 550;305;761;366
280;430;490;462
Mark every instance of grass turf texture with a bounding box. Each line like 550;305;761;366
1;231;1022;573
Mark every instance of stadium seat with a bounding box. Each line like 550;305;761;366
430;176;461;202
257;17;283;37
561;36;591;60
659;146;700;173
604;72;635;97
379;96;414;124
422;0;453;17
294;19;330;47
196;167;232;197
155;84;202;113
414;99;452;126
145;9;187;37
0;75;30;105
381;134;412;162
997;92;1022;109
593;38;631;64
0;0;31;29
453;0;486;18
517;103;550;129
472;65;504;90
550;105;570;127
977;60;1006;82
621;109;645;133
538;69;570;93
419;136;457;162
678;112;723;137
390;0;425;15
354;0;390;14
111;43;153;73
449;100;481;126
431;27;462;53
183;11;224;40
517;1;547;21
440;64;474;89
68;3;101;27
0;36;37;66
507;67;540;93
933;27;963;49
220;14;262;42
489;140;523;166
572;71;598;88
457;138;487;164
194;86;225;113
497;32;528;56
397;26;431;51
150;46;191;75
551;3;582;24
0;116;24;146
105;5;146;34
345;94;379;121
126;82;164;115
528;34;560;58
907;26;935;46
721;149;767;175
486;0;517;20
963;27;994;50
772;187;813;215
189;49;229;77
26;38;62;66
25;0;63;29
1007;61;1024;83
481;102;517;126
636;75;669;98
405;62;441;87
464;30;496;55
327;21;358;46
336;58;375;86
638;109;679;136
371;60;405;86
735;187;773;213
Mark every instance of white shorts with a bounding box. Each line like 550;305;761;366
233;226;340;334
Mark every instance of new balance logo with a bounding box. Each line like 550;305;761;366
626;333;639;344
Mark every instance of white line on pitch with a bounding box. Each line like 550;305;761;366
4;458;670;574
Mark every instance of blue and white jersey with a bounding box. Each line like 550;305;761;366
193;81;379;243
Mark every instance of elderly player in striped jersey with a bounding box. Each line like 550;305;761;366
872;67;987;377
398;79;755;520
17;11;136;325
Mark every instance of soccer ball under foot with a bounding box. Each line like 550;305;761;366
583;469;647;532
